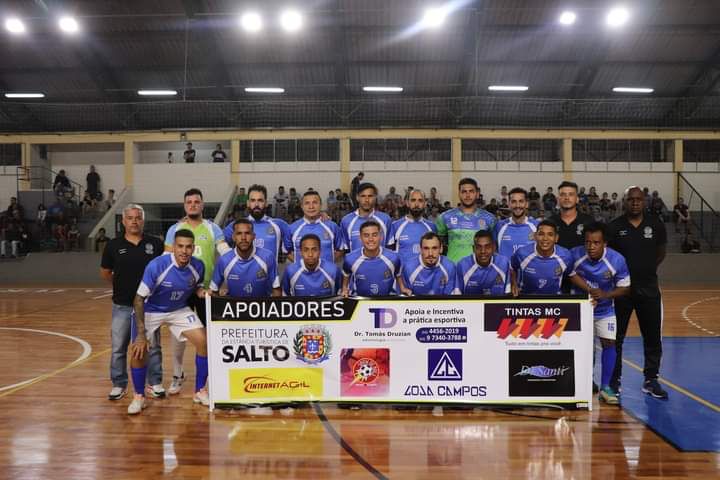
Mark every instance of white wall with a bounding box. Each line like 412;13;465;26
56;164;125;199
48;143;123;166
133;163;232;203
0;175;17;211
139;141;230;164
681;172;720;210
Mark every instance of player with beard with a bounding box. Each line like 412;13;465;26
340;183;392;252
494;187;539;258
397;232;456;296
223;184;290;262
387;189;437;260
164;188;229;396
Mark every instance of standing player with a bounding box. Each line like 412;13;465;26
282;234;342;297
454;230;511;295
569;222;631;404
127;229;208;414
164;188;230;395
222;184;290;263
101;204;165;401
340;183;392;252
342;221;401;297
286;191;345;265
494;187;539;258
436;178;496;263
607;186;668;399
511;220;572;295
397;232;456;296
210;219;280;298
548;181;594;251
387;189;436;259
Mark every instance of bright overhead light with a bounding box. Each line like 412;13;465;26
363;86;404;92
613;87;654;93
279;9;302;32
606;6;629;27
4;93;45;99
137;90;177;96
58;16;79;33
558;11;576;25
488;85;529;92
421;7;447;28
5;17;26;34
240;12;262;32
245;87;285;93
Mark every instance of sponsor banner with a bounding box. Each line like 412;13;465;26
207;296;593;408
508;350;575;397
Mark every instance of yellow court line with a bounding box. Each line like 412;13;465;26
622;357;720;413
0;348;111;399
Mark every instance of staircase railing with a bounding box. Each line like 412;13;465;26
16;165;85;207
677;172;719;251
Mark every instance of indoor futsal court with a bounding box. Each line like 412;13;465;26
2;1;720;479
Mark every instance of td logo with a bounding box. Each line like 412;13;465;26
369;307;398;328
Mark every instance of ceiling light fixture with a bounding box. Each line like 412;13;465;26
612;87;653;93
606;6;629;27
245;87;285;93
279;10;302;32
58;16;79;33
4;93;45;98
558;11;576;26
421;7;447;29
240;12;262;32
5;17;26;34
488;85;529;91
137;90;178;96
363;86;404;92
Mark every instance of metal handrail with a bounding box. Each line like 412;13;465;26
677;172;719;251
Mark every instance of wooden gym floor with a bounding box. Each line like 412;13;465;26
0;286;719;479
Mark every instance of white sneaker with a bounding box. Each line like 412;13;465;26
145;384;166;398
127;395;147;415
193;388;210;406
168;373;185;395
108;386;127;401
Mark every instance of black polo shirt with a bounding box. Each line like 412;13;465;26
101;235;164;305
608;214;666;291
548;212;594;249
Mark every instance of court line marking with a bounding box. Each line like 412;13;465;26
680;296;720;336
621;357;720;413
0;327;93;393
92;293;114;300
312;402;389;480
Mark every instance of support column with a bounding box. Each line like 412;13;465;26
123;140;134;187
451;137;461;206
231;139;240;185
19;142;31;191
673;139;684;204
340;137;351;193
562;138;573;181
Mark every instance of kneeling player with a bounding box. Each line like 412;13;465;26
569;222;630;404
455;230;511;295
398;232;456;296
128;229;209;414
282;234;342;296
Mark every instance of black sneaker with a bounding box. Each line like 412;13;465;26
642;379;668;400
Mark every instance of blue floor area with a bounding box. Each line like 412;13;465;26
616;337;720;452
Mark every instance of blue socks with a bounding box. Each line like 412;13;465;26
195;354;208;392
131;367;147;395
601;346;616;389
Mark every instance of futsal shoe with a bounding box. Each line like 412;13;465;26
108;386;127;401
168;373;185;395
145;384;166;399
193;388;210;406
642;379;669;400
127;395;147;415
599;386;620;405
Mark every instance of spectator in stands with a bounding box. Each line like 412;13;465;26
82;191;97;215
681;230;701;254
274;186;288;219
53;169;72;198
500;185;508;204
0;215;20;258
95;227;109;253
211;144;226;163
442;201;452;212
86;165;101;201
578;186;588;205
643;187;651;211
105;189;116;211
486;198;499;216
350;172;364;208
386;186;402;205
427;187;441;213
600;192;612;222
183;143;196;163
673;197;690;233
476;193;486;208
66;218;80;251
36;203;47;238
287;187;301;221
498;198;510;219
6;196;24;219
52;212;69;251
542;187;557;215
588;186;601;221
235;187;248;209
650;191;667;221
611;192;621;217
326;190;337;219
167;152;174;163
528;186;541;218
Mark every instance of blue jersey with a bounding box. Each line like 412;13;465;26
223;215;289;261
342;247;401;297
281;259;342;297
569;246;631;319
455;253;511;295
494;217;539;258
340;209;392;252
210;247;279;298
137;254;204;313
511;244;573;295
285;217;345;264
387;216;437;258
400;254;456;296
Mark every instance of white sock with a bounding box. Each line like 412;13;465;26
171;335;185;378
